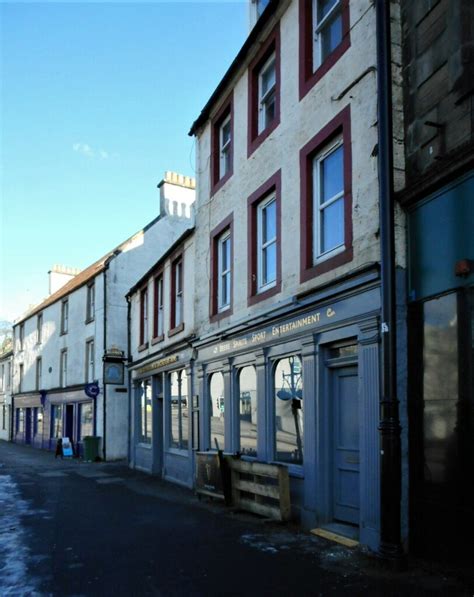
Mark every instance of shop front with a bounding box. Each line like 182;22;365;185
130;348;194;489
195;268;382;551
15;388;96;456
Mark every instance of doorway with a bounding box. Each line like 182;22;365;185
65;404;74;441
331;365;360;526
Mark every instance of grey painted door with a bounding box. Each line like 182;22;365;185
332;366;360;525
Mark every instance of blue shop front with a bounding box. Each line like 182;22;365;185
194;267;383;551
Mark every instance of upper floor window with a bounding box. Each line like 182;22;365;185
313;139;344;261
86;282;95;322
19;363;24;393
217;231;232;312
210;215;233;321
299;0;350;99
170;257;184;332
153;275;164;340
60;349;68;388
257;195;277;292
6;362;11;391
36;357;42;391
258;54;276;135
0;364;4;392
85;339;95;383
61;299;69;335
211;93;233;195
248;171;281;305
139;287;149;347
37;313;43;344
248;25;280;156
300;106;353;282
19;323;25;351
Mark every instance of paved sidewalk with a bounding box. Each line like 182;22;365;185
0;441;473;596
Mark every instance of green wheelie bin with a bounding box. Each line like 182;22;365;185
82;436;101;462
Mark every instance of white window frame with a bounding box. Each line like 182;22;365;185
37;313;43;344
87;282;95;321
140;288;149;344
174;260;183;328
36;357;42;391
19;324;24;351
257;53;276;134
61;299;69;334
19;363;24;393
312;0;343;70
312;137;345;263
156;275;164;337
219;114;232;179
217;231;231;312
257;194;277;293
60;349;68;388
86;339;95;383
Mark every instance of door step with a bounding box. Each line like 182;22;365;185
310;527;359;548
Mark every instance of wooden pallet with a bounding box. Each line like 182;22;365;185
226;457;291;521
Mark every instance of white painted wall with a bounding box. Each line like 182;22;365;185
12;175;195;460
0;353;13;441
193;0;406;338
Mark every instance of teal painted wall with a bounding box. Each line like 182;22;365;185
408;172;474;301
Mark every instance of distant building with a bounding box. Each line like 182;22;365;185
11;172;195;460
127;228;195;487
0;339;13;442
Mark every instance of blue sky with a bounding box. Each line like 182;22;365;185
0;1;247;322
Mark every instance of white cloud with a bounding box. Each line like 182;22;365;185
73;143;112;159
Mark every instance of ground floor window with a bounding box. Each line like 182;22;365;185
239;366;257;457
34;407;43;437
2;404;6;430
51;404;63;438
274;356;304;464
138;380;152;444
79;402;93;439
209;372;225;451
16;408;25;434
169;369;188;450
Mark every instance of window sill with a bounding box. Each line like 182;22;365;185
211;169;233;197
166;447;189;457
210;306;233;323
60;331;68;337
136;441;152;449
151;334;165;346
300;247;353;283
248;116;280;158
168;323;184;338
247;281;281;307
137;342;149;353
85;317;95;325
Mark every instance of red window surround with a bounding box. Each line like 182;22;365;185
299;105;353;283
247;23;281;158
210;92;234;196
152;272;164;343
299;0;350;100
247;170;282;306
169;253;184;337
209;213;234;322
139;287;148;350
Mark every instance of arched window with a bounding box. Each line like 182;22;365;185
169;370;188;450
209;372;225;451
239;366;257;457
274;356;303;464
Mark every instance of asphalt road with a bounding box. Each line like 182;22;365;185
0;441;472;597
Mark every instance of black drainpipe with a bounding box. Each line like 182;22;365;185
102;266;108;461
376;0;403;561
